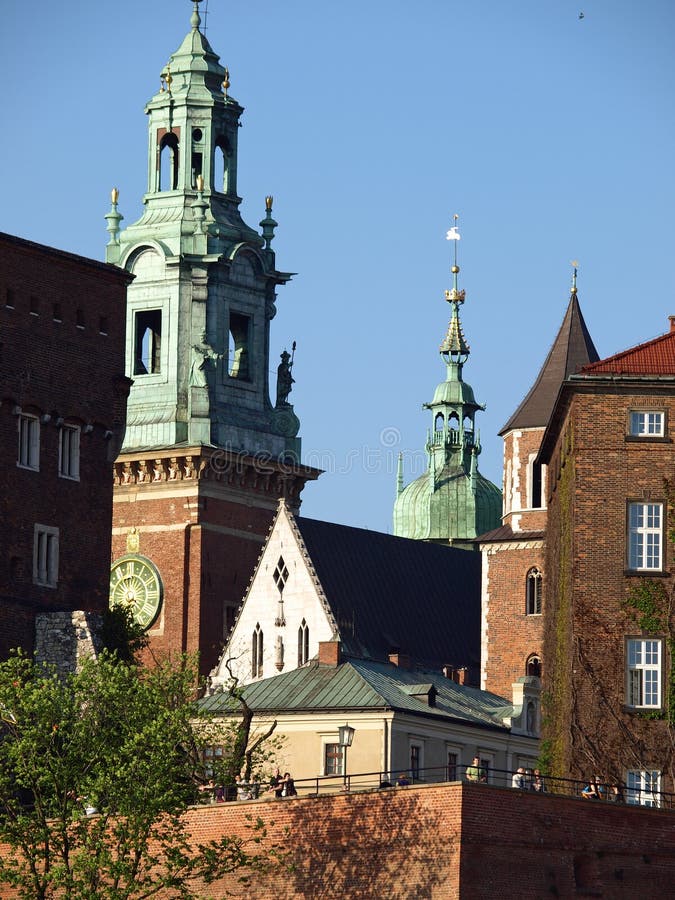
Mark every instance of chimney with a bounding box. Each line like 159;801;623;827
442;665;468;684
670;316;675;333
388;650;411;669
318;640;341;667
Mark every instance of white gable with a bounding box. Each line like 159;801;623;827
210;503;336;687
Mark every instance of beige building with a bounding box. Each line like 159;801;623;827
201;641;540;791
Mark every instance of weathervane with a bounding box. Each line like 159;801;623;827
445;214;465;304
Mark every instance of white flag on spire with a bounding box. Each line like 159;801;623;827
446;226;461;241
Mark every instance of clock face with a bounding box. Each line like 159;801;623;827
109;555;163;630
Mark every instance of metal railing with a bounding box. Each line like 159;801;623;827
209;765;675;810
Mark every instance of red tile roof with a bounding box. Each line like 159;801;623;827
581;322;675;376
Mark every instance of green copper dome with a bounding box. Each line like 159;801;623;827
393;245;502;547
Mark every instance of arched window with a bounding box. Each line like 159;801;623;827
434;413;444;432
526;654;542;678
251;624;263;678
448;413;459;432
526;568;542;615
158;133;179;191
214;136;232;193
298;619;309;666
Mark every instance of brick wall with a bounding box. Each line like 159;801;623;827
5;783;672;898
0;233;130;659
543;385;675;789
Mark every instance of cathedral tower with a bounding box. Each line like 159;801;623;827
107;1;319;673
393;226;501;548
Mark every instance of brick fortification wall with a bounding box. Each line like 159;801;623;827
2;783;674;898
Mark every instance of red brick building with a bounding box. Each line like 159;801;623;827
479;276;598;698
0;232;131;658
539;316;675;797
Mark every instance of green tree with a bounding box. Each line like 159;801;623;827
0;652;281;900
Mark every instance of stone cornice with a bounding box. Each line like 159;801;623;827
113;446;320;500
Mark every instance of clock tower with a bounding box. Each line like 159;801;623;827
107;1;319;673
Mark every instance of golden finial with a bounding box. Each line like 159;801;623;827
222;67;230;96
111;187;119;204
265;195;273;211
166;66;173;92
196;174;204;191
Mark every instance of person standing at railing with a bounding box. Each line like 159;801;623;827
531;769;547;792
465;757;487;783
511;767;526;789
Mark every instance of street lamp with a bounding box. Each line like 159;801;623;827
338;723;355;789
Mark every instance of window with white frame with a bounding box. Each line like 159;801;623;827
251;624;263;678
628;502;663;571
33;525;59;587
324;742;343;776
525;567;542;615
626;638;662;709
626;770;661;807
58;425;80;480
629;411;664;437
18;413;39;470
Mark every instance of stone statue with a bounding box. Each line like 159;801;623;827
190;332;222;387
276;346;295;407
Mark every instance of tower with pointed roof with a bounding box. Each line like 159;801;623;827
479;268;598;698
393;230;501;548
107;2;319;674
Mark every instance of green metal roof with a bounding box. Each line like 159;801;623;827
200;657;512;732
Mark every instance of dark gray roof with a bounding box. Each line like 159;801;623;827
200;656;510;732
294;516;481;674
500;294;599;434
477;524;545;544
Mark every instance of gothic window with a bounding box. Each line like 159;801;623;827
526;654;541;678
525;568;542;615
298;619;309;666
626;638;661;709
251;624;263;679
134;310;162;375
34;524;58;587
628;502;663;570
273;557;288;627
434;413;444;432
58;424;80;480
158;132;179;190
228;312;251;380
17;413;39;470
448;413;459;432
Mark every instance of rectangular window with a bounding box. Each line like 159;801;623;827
324;743;344;776
33;525;59;587
628;502;663;570
410;744;422;781
18;414;40;470
626;770;661;807
446;751;459;782
58;425;80;480
626;638;662;708
134;310;162;375
629;411;664;437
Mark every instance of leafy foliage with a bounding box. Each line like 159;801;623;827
0;652;282;899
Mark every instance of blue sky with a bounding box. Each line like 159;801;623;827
2;0;674;532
